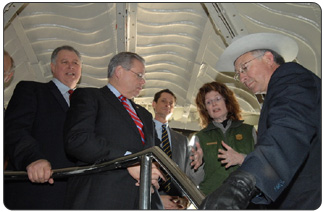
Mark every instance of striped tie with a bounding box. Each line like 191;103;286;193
119;95;145;145
161;124;172;158
161;124;172;192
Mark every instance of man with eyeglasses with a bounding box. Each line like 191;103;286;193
64;52;165;209
199;33;321;209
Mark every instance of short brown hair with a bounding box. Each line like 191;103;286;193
153;89;177;103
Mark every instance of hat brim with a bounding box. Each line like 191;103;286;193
215;33;299;72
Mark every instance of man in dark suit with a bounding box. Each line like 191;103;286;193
4;45;82;209
63;52;164;209
199;33;321;209
4;50;15;169
152;89;204;209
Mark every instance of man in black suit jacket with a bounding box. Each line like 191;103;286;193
63;52;164;209
152;89;204;209
4;45;82;209
199;33;321;209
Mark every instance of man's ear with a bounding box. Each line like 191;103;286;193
50;63;55;74
115;65;123;79
152;101;156;111
263;51;275;65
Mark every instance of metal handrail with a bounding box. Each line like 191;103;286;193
4;146;205;209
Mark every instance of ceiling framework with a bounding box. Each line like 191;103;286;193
3;3;321;131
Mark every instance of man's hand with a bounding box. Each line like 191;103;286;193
26;159;54;184
160;195;180;209
127;163;165;192
160;195;189;210
189;142;203;170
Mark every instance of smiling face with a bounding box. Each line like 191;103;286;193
205;90;228;123
51;49;82;88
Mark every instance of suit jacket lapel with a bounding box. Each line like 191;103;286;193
169;128;178;160
100;86;141;138
47;81;69;112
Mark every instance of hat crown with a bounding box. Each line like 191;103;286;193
216;33;299;72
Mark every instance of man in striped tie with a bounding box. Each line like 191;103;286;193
152;89;205;209
64;52;165;209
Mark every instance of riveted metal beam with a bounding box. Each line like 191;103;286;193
204;3;248;45
116;3;127;53
126;3;138;52
4;3;27;30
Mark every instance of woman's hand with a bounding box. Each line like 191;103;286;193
218;141;245;168
189;142;204;170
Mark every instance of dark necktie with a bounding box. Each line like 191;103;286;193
119;95;145;145
68;89;74;100
161;124;172;158
161;124;172;192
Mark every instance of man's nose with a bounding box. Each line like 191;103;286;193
240;73;248;83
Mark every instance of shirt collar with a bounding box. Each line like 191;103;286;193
52;78;70;95
153;119;168;129
107;83;121;98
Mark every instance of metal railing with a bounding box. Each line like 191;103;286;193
4;146;205;209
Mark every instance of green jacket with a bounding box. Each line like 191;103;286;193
196;120;255;195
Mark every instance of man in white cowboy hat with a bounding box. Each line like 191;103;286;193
199;33;321;209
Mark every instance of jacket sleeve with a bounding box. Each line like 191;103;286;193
64;88;111;164
4;81;45;170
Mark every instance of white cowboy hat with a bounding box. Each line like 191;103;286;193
215;33;299;72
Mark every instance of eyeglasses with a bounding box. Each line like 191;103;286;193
205;96;224;106
129;69;146;80
234;54;264;81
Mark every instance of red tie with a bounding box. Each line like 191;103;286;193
68;89;74;100
119;95;145;145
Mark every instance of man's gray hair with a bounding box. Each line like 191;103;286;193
108;52;145;78
251;49;285;65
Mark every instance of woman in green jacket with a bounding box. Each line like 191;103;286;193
193;81;256;196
